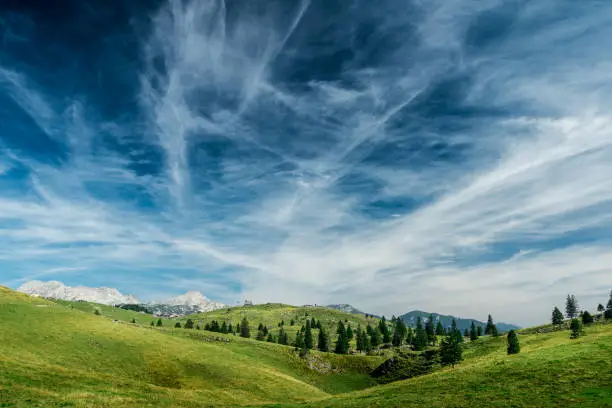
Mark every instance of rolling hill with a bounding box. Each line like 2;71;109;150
1;286;611;407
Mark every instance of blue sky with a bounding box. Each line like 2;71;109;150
1;0;611;325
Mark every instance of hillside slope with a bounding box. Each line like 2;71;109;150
0;287;381;407
266;321;612;407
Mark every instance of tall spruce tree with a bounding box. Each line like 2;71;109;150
240;317;250;338
392;318;407;347
570;318;583;339
485;314;495;335
278;328;288;345
606;290;612;319
470;321;478;341
363;330;372;352
507;330;520;354
266;333;275;343
304;320;314;349
334;321;349;354
414;317;428;351
406;327;414;347
435;320;445;336
185;319;194;329
346;325;354;341
425;314;436;345
318;327;330;352
220;321;228;334
379;317;391;343
552;306;564;325
156;318;162;327
371;328;381;348
295;331;305;348
440;332;462;367
256;329;265;341
565;294;578;319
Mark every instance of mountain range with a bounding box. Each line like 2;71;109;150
16;281;227;315
399;310;520;333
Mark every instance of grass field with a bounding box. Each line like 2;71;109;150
1;286;611;407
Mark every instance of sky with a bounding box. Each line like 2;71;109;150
1;0;611;326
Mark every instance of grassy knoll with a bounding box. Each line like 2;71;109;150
263;322;612;407
0;287;380;407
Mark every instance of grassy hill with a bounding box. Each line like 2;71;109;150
1;286;611;407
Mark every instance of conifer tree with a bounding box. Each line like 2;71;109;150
378;317;391;343
263;326;268;336
491;324;499;337
477;325;483;337
485;314;495;335
266;333;275;342
156;318;162;327
570;318;583;339
334;326;349;354
366;324;374;336
414;317;428;351
507;330;520;354
582;310;594;324
440;332;462;367
151;321;155;326
371;328;381;347
295;331;305;349
94;309;100;315
240;317;250;338
228;323;233;333
552;306;564;325
356;328;364;351
258;323;264;331
606;290;612;319
451;319;464;343
435;320;444;336
425;314;436;345
363;330;372;352
470;321;478;341
346;325;354;341
318;326;330;352
406;327;414;347
304;319;314;349
392;318;406;347
236;323;240;333
565;294;578;319
256;329;265;341
185;319;194;329
175;322;181;328
131;318;136;324
290;319;295;326
597;304;605;318
278;328;288;345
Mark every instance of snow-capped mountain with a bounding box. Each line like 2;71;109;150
161;291;225;311
17;280;140;305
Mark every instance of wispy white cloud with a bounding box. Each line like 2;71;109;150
1;0;611;325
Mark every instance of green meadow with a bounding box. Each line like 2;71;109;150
1;286;611;407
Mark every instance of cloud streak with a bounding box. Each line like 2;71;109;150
1;0;611;325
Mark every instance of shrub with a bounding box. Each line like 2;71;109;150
507;330;520;355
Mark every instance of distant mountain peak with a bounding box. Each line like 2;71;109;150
326;304;372;316
17;280;140;305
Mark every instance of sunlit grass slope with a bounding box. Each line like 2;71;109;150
0;287;380;407
264;321;612;408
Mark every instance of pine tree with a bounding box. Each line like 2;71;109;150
334;321;349;354
425;314;436;345
304;320;314;349
236;323;240;334
156;318;162;327
392;318;406;347
258;323;264;331
565;294;578;319
485;314;495;335
240;317;250;338
185;319;194;329
606;291;612;319
131;318;136;324
151;321;154;326
228;323;233;333
477;325;483;337
256;329;265;341
470;321;478;341
371;328;381;348
406;327;414;347
219;321;227;333
363;330;372;352
175;322;181;328
552;306;564;325
570;318;583;339
507;330;520;354
318;327;330;352
263;326;268;336
379;317;391;343
435;320;444;336
366;324;374;336
94;309;100;315
491;324;499;337
413;317;428;351
440;332;462;367
278;328;288;345
290;319;295;326
295;331;305;349
582;310;594;324
266;333;275;342
346;325;354;341
356;328;364;351
597;304;605;318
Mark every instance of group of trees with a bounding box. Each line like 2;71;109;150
551;291;612;339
